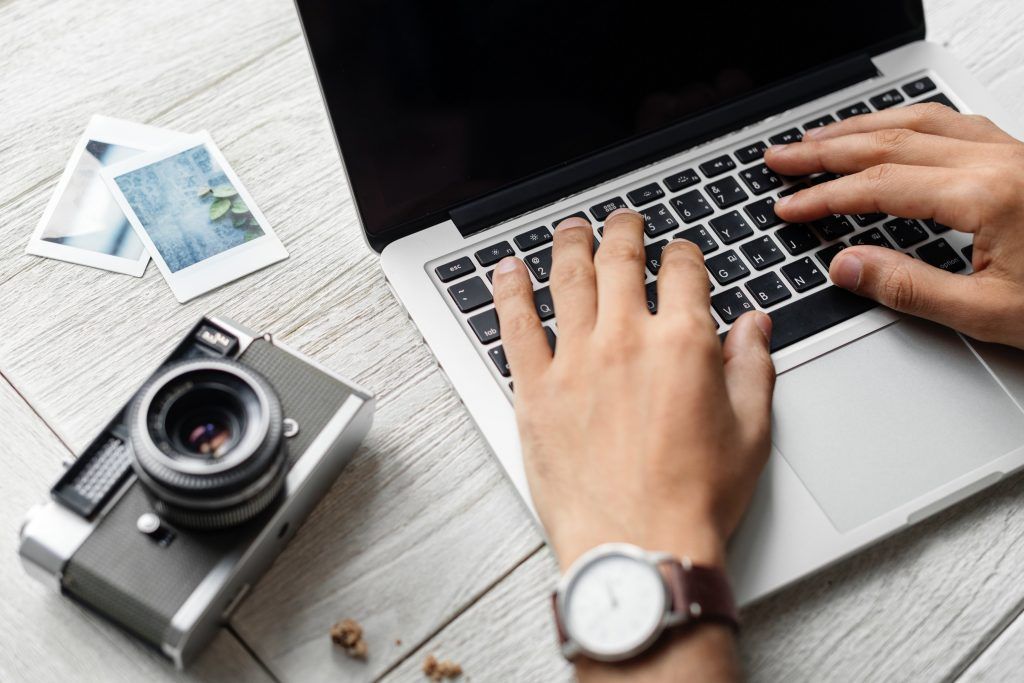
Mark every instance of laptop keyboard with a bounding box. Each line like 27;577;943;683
430;74;973;392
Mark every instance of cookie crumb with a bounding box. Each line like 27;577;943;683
396;639;403;646
423;653;462;680
330;618;368;659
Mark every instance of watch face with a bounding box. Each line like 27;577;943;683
564;552;666;658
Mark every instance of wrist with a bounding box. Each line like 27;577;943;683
550;508;728;572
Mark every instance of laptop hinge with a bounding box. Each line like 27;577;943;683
449;53;878;238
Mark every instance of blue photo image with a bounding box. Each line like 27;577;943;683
114;144;264;272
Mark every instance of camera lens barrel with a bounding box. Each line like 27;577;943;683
128;358;287;530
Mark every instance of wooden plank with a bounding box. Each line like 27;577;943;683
382;550;573;682
0;374;274;683
958;607;1024;682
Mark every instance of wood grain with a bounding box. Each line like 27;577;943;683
2;0;1024;681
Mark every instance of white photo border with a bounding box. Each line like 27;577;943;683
100;130;289;303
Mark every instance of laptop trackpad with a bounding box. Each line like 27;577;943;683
772;318;1024;533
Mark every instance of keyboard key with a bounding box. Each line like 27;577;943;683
746;272;792;309
812;215;855;241
627;183;665;207
436;256;476;283
709;211;754;245
810;172;841;187
735;142;767;164
777;224;821;255
744;197;782;230
645;281;659;314
706;250;750;285
766;286;877;352
903;76;936;98
544;326;557;351
645;240;669;275
740;235;784;270
534;287;555;320
448;277;492;312
804;114;836;130
489;345;511;377
663;168;701;192
738;163;783;196
962;244;974;261
917;239;967;273
699;155;736;178
769;128;803;145
514;226;552;251
870;89;905;110
552;211;589;229
816;242;847;270
924;218;951;234
474;240;515;267
711;287;755;324
781;257;827;293
920;92;959;112
837;102;871;119
589;197;628;222
524;247;553;281
672;190;714;223
852;213;886;227
850;228;894;249
468;308;501;343
883;218;929;248
674;225;718;254
778;182;807;197
486;269;495;283
641;203;679;237
706;177;749;209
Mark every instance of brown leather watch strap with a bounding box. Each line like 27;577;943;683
662;559;739;631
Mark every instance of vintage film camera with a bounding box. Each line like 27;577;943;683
19;315;374;668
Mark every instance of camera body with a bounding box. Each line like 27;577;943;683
18;315;374;668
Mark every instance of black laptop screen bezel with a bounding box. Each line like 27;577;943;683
296;1;926;251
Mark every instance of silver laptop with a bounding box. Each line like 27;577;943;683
296;1;1024;604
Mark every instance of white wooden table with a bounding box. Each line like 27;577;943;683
3;1;1024;680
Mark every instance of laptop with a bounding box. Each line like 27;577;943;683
296;0;1024;604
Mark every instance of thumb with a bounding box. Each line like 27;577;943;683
830;245;983;333
723;312;776;446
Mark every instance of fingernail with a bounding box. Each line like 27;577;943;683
804;126;826;139
554;216;590;231
830;254;863;290
766;144;788;154
754;312;773;342
607;208;640;220
495;256;519;273
775;195;792;209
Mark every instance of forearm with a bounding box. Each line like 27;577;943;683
576;626;740;683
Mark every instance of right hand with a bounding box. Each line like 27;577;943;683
765;103;1024;349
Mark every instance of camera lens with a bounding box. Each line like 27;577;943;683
129;358;287;530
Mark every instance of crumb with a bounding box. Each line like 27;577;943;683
396;639;403;646
423;653;463;680
330;618;368;659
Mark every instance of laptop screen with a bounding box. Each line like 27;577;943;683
298;0;924;242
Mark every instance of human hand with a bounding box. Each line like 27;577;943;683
490;209;775;572
766;102;1024;348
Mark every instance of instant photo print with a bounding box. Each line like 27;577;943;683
26;116;193;276
101;131;289;302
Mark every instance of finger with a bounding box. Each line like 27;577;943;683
773;164;982;231
803;103;1016;145
655;239;713;319
765;129;985;177
594;208;647;321
492;257;552;384
829;246;993;336
723;312;776;446
548;217;597;340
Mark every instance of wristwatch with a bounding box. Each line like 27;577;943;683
551;543;739;662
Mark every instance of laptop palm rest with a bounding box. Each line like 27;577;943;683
771;318;1024;533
